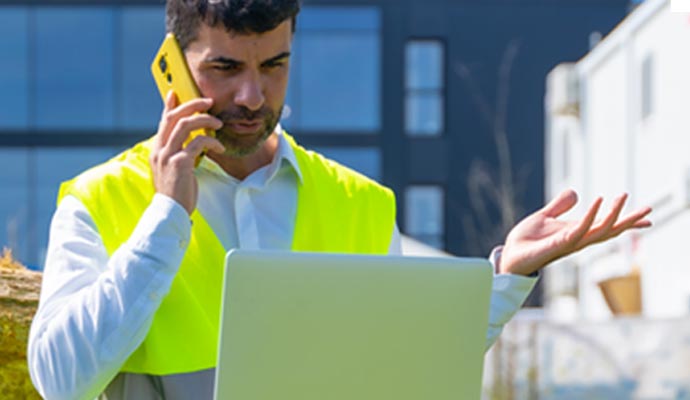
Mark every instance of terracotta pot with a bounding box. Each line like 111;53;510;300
598;273;641;315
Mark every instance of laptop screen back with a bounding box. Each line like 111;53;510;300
214;250;492;400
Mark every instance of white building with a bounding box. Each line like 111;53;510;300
544;0;690;320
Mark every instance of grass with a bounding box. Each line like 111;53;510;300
0;248;25;271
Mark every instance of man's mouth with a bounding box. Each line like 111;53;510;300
226;120;263;134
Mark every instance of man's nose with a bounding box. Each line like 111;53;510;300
234;74;265;112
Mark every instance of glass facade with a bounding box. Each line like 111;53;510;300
405;40;445;136
0;150;30;263
312;147;382;182
119;7;167;129
35;8;117;129
0;8;29;129
0;147;123;267
0;4;387;267
0;6;165;132
404;185;445;249
282;7;381;133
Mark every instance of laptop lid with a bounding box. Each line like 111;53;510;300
213;250;492;400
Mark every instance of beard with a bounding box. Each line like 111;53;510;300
212;104;282;157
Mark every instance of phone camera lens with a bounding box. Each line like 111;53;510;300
167;73;173;84
159;56;168;73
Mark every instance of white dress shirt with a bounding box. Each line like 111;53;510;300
28;130;537;400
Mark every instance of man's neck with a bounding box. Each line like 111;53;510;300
206;132;280;180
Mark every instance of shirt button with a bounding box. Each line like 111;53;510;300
178;239;188;249
149;292;159;301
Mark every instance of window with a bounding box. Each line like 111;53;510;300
119;7;166;130
312;147;381;182
641;54;653;120
1;5;168;132
282;7;381;133
35;8;116;129
0;147;123;268
405;40;445;136
404;186;445;249
0;8;29;129
33;148;122;268
0;149;29;263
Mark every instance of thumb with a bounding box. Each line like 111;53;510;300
541;189;578;218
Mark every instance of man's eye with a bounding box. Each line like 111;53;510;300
213;64;238;71
264;62;285;69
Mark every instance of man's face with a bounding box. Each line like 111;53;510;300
184;21;292;157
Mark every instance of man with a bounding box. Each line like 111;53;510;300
27;1;652;399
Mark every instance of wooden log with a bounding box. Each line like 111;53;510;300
0;249;42;399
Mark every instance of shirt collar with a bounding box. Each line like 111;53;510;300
197;124;303;184
273;125;304;184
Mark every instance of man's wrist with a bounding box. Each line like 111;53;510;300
489;245;539;277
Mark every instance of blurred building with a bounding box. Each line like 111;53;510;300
0;0;629;273
545;0;690;319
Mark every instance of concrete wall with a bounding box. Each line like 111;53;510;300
545;0;690;319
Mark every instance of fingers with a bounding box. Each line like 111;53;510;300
541;189;578;218
166;114;222;153
153;91;179;150
153;92;223;169
582;193;628;243
608;206;653;235
564;196;602;246
632;218;653;229
156;92;215;149
183;135;225;161
582;203;652;246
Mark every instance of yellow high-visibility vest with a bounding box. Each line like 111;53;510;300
58;133;396;374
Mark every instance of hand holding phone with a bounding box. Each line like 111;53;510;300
151;34;216;164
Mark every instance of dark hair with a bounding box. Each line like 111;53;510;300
166;0;301;50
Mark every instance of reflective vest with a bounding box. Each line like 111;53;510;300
58;133;396;374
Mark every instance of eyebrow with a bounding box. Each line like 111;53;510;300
205;52;291;67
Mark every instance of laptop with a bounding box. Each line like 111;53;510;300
213;250;492;400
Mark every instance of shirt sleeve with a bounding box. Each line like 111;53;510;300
27;194;192;400
484;246;538;349
387;227;537;351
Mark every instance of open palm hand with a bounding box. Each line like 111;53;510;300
499;189;652;276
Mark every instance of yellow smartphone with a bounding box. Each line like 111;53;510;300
151;33;215;152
